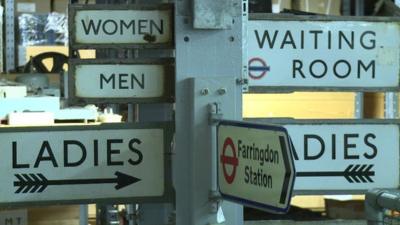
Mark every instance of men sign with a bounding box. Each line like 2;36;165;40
69;59;174;104
0;123;173;206
69;4;173;48
248;15;400;91
218;121;295;213
249;119;400;194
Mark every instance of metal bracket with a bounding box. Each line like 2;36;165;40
209;190;223;213
237;78;249;93
208;102;223;125
193;0;239;29
236;78;248;86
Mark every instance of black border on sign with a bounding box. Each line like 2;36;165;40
68;4;175;49
216;120;296;214
0;122;174;207
247;14;400;92
68;58;175;104
245;118;400;195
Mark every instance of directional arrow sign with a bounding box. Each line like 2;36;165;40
217;121;296;213
247;119;400;194
0;123;173;206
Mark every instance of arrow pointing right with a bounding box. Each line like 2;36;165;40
114;171;141;190
14;171;141;194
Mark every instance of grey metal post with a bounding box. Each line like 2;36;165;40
94;0;121;223
355;93;364;119
174;0;245;224
5;0;15;72
385;2;400;120
128;0;174;224
134;101;173;225
385;93;398;119
80;205;89;225
68;1;89;224
342;0;351;16
354;0;365;119
355;0;365;17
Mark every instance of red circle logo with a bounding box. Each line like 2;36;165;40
220;137;239;184
248;57;270;80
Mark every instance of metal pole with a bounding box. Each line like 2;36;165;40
355;93;364;119
80;205;89;225
208;103;221;213
5;0;15;72
385;93;398;119
342;0;351;16
94;0;121;223
355;0;364;16
68;1;89;224
354;0;364;119
174;0;244;223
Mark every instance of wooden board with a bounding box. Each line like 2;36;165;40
243;92;356;119
28;206;79;225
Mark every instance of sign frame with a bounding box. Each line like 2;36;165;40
0;122;174;207
217;120;296;213
248;14;400;93
68;58;175;104
69;3;174;49
246;118;400;195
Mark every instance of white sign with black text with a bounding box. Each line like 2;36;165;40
0;125;169;205
285;124;399;192
72;6;173;45
218;121;295;213
248;19;400;90
74;64;165;98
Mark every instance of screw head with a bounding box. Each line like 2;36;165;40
200;88;209;96
217;88;227;95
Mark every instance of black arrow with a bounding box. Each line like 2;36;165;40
14;172;141;194
296;164;375;183
278;136;292;205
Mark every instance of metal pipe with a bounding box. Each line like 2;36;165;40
5;0;15;73
208;103;221;214
210;123;219;204
128;104;134;123
385;92;398;119
209;104;219;194
80;205;89;225
126;0;139;221
353;0;365;119
365;189;400;225
355;0;365;16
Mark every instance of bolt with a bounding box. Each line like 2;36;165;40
236;78;249;85
217;88;227;95
200;88;209;96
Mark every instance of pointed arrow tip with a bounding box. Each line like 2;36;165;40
115;172;141;190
